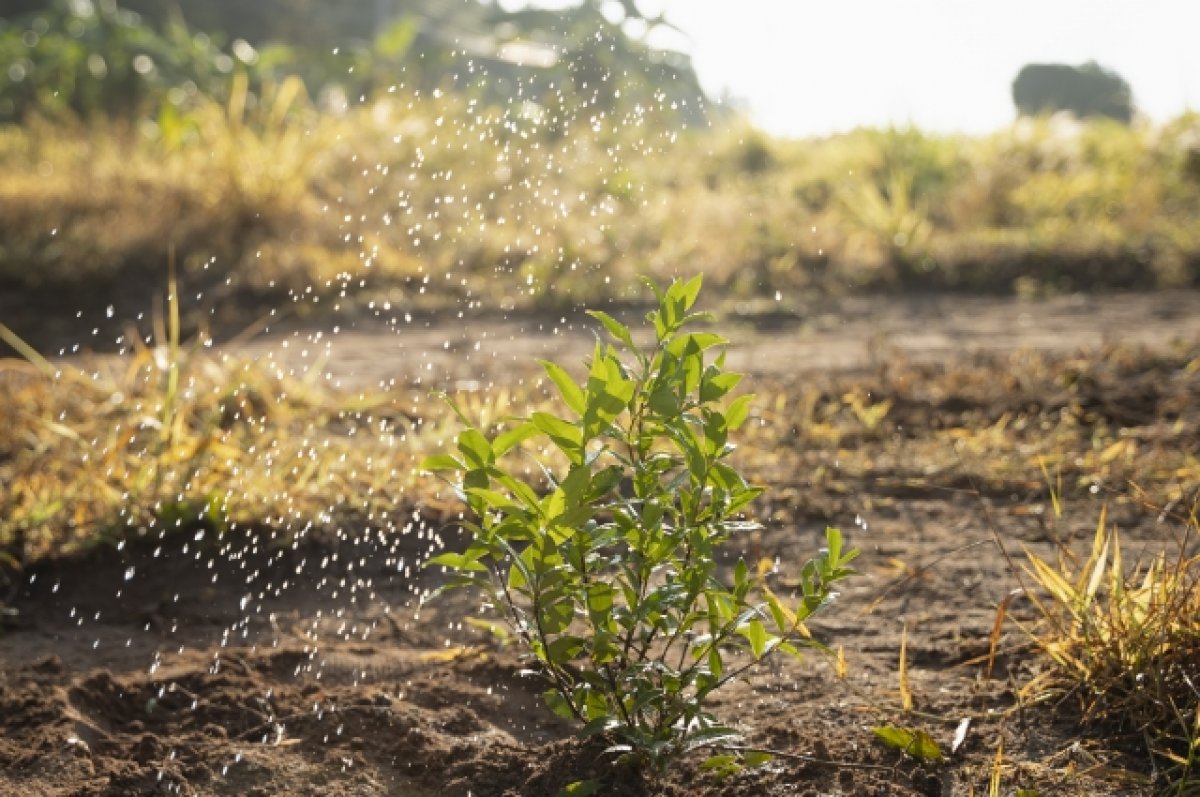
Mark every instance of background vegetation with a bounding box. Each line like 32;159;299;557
2;0;1199;350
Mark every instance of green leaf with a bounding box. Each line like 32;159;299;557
586;582;614;625
872;725;944;763
587;465;623;501
727;485;764;514
679;273;704;310
493;472;542;510
543;689;576;720
647;383;679;417
463;468;489;493
777;640;804;657
464;487;522;512
579;716;616;737
700;370;743;402
661;283;685;329
546;635;586;664
457;428;494;468
581;689;609;721
544;465;591;526
541;597;575;634
709;461;741;490
461;468;490;514
558;780;602;797
639;274;666;304
590;634;620;664
682;349;704;395
464;616;510;642
765;591;791;634
648;308;667;339
743;750;773;767
586;309;636;350
583;353;635;437
724;394;754;430
665;331;726;359
420;453;462;472
507;561;527;590
703;410;729;453
670;422;708;483
498;536;532;591
494;420;538;456
531;412;584;463
426;552;487;572
700;754;739;776
541;360;586;416
825;526;844;563
707;647;723;680
424;573;490;599
706;591;734;624
741;618;769;659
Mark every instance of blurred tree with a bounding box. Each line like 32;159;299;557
1;0;396;46
1012;62;1134;124
0;0;258;120
0;0;667;48
2;0;709;125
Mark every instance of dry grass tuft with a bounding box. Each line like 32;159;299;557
1016;505;1200;791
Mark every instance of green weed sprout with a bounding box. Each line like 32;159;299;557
422;275;857;770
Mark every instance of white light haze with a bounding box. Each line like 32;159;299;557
508;0;1200;137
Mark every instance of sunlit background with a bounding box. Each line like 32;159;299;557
513;0;1200;135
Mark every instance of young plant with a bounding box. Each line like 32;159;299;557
423;275;857;768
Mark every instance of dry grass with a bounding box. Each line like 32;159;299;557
1009;505;1200;793
736;343;1200;519
2;106;1199;327
0;339;571;564
0;276;443;562
5;290;1198;563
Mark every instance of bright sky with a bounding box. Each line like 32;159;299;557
512;1;1200;137
656;0;1200;136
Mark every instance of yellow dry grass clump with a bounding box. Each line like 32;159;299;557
1016;504;1200;791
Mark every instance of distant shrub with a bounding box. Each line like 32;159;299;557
1012;62;1134;124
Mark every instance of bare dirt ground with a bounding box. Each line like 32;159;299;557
234;290;1200;389
3;291;1199;796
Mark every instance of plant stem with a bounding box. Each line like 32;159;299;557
700;743;898;773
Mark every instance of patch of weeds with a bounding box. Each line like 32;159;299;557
0;269;439;562
423;276;857;771
1007;503;1200;792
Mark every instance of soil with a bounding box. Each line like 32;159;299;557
4;290;1199;796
